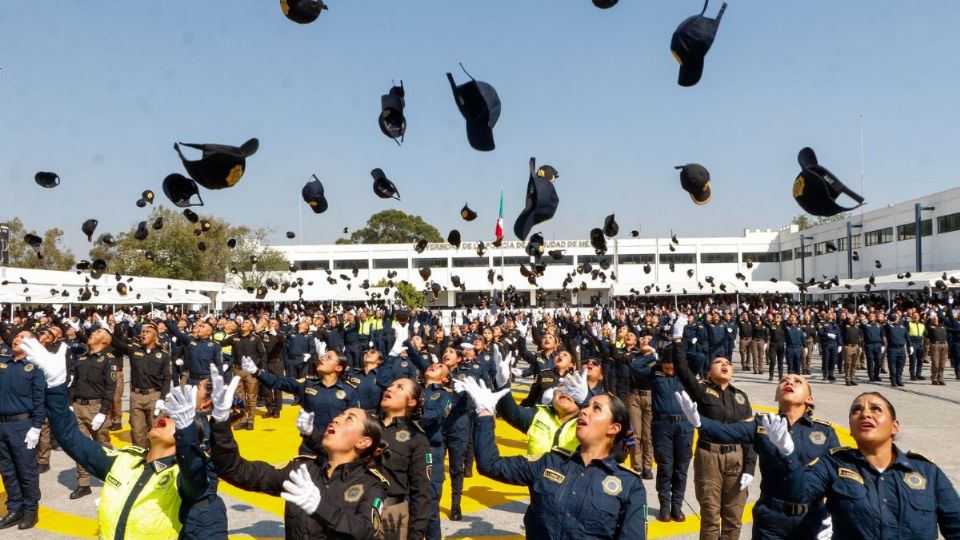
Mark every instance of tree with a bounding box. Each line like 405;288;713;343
336;210;442;245
88;206;288;284
0;217;76;270
791;212;849;231
375;278;425;308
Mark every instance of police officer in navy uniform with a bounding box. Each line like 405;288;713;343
0;330;45;530
817;313;841;382
884;313;908;387
258;318;285;418
862;313;885;382
283;322;317;381
164;317;223;384
419;362;453;540
784;314;805;376
349;348;386;414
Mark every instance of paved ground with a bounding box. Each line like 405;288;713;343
3;353;959;539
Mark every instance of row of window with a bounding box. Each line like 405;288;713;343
788;213;959;258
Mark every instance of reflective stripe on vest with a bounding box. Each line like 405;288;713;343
98;449;182;540
526;406;580;455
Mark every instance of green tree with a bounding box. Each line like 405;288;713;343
791;212;849;231
0;217;76;270
337;210;442;245
375;278;425;308
88;206;288;284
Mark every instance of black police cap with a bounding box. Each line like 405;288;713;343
163;173;204;208
152;217;163;231
280;0;328;24
371;168;400;200
514;157;560;240
461;203;478;221
593;0;618;8
81;219;98;242
34;171;60;188
379;82;406;144
792;147;864;217
447;229;461;249
134;222;149;241
446;65;501;152
414;239;428;253
525;232;545;259
671;1;727;87
590;228;607;255
603;214;619;237
676;163;712;205
301;174;329;214
174;138;258;191
23;233;42;248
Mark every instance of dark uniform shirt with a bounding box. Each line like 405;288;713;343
472;415;647;539
818;322;841;345
70;348;118;415
862;323;884;344
376;417;432;537
226;333;267;367
0;353;45;427
420;384;453;448
885;322;908;347
842;323;863;346
261;331;285;364
784;324;805;347
109;334;171;392
164;321;223;380
927;325;948;343
258;371;359;434
347;367;386;413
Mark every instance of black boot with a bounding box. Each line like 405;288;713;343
18;511;37;530
450;504;462;521
69;486;92;500
642;469;654;480
0;512;22;529
657;507;671;522
671;507;686;522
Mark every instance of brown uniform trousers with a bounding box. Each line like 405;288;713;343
842;345;860;383
627;390;654;472
37;419;52;466
928;341;948;383
750;340;765;374
738;338;752;370
694;443;747;540
110;370;124;427
233;367;260;425
73;401;112;487
803;337;814;374
129;388;162;449
376;500;409;540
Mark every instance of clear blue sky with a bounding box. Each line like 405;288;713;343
2;1;959;256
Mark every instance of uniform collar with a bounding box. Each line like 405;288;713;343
148;455;178;473
574;451;619;473
323;458;365;481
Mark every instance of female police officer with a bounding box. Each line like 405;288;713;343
763;392;960;539
676;374;840;539
466;377;647;539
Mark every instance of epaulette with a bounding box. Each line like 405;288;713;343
106;352;116;358
119;446;147;456
618;464;642;477
344;378;358;389
369;468;390;485
907;451;933;463
812;417;832;427
292;454;317;462
551;446;574;457
829;446;854;455
410;420;426;434
347;376;362;386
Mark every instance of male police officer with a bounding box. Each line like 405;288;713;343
862;313;885;382
164;317;223;384
818;312;841;382
109;323;171;448
885;313;908;387
69;326;117;499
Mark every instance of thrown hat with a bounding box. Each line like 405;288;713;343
23;233;42;248
676;163;712;205
81;219;99;242
603;214;619;238
163;173;204;207
98;233;116;247
476;241;487;256
136;198;147;208
141;189;154;203
671;0;727;87
525;232;545;258
631;229;640;238
446;65;501;151
372;168;400;200
152;217;163;231
590;228;607;255
793;147;864;217
514;157;560;240
227;238;237;249
280;0;328;24
460;203;478;221
134;222;149;241
302;174;329;214
379;81;406;144
286;231;296;239
174;138;259;190
447;229;462;249
419;267;431;281
200;219;213;232
593;0;618;7
414;239;428;253
548;249;564;261
34;171;60;188
183;209;200;223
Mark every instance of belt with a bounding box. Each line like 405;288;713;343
74;399;98;406
908;335;923;340
637;390;652;396
698;440;739;454
132;387;160;395
930;340;948;344
758;495;809;516
384;495;405;506
654;414;685;422
0;413;30;422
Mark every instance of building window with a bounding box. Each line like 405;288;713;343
294;260;329;271
813;242;827;256
897;220;933;241
660;253;696;264
333;259;369;270
372;258;408;270
700;252;736;264
452;257;490;268
937;212;960;234
542;255;574;266
742;252;779;263
780;249;793;262
618;253;655;264
864;227;893;246
413;257;447;269
793;247;811;259
577;255;612;266
836;237;847;252
501;256;533;266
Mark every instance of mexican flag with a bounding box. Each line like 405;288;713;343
494;189;504;241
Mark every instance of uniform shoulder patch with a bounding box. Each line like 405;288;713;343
829;446;854;455
618;464;642;477
410;421;426;434
523;453;545;462
806;457;820;467
368;468;390;486
344;379;358;388
106;352;115;358
551;446;574;457
812;417;833;427
907;451;933;463
119;446;148;457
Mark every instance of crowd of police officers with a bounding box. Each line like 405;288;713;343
0;296;959;538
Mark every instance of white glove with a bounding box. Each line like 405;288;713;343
671;318;687;339
163;385;198;430
461;377;510;414
210;365;240;423
909;347;915;355
816;515;833;540
281;463;322;515
510;367;524;378
452;379;466;394
18;338;68;386
269;328;277;336
760;414;794;456
153;399;165;416
241;356;258;375
674;391;701;428
557;369;589;405
296;409;315;436
540;387;555;406
691;337;698;344
837;346;842;353
24;427;41;450
881;346;886;355
91;413;107;431
727;328;733;333
827;333;836;339
739;473;754;491
175;358;184;366
495;352;514;388
516;321;528;335
302;353;310;363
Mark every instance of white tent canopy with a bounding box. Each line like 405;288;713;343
806;270;960;295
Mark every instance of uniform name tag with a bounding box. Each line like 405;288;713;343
543;468;565;484
838;467;864;484
304;388;318;396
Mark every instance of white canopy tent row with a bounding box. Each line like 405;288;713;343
611;279;801;297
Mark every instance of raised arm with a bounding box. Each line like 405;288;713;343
209;419;288;495
472;414;538;485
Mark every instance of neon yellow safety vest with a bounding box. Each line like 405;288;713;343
214;331;232;356
526;406;580;456
98;448;182;540
908;322;926;337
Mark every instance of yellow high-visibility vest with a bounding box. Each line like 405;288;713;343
527;406;580;456
98;447;182;540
